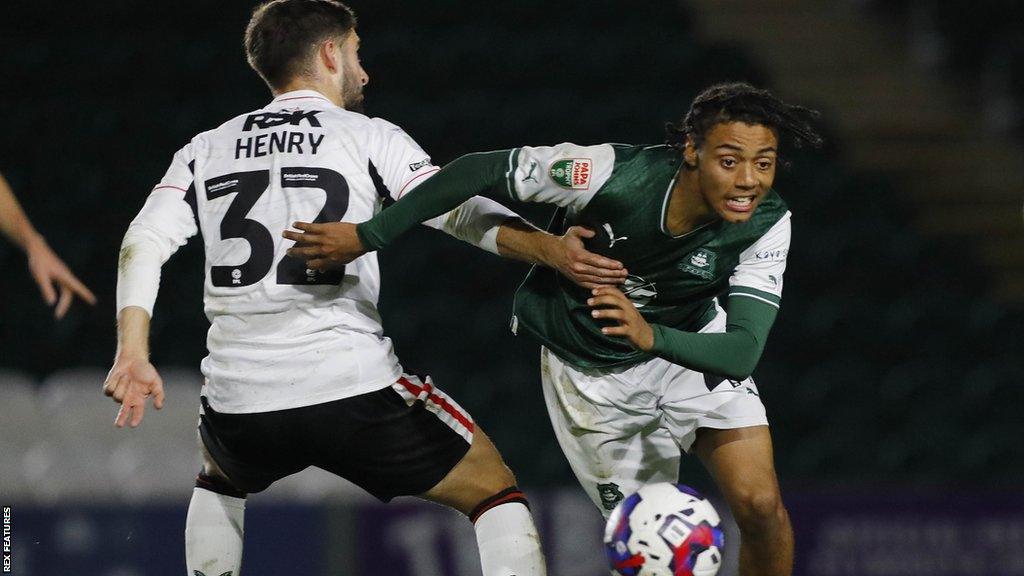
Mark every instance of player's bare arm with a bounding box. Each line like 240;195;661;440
0;172;96;317
493;221;627;289
103;305;165;428
104;148;195;428
285;219;628;288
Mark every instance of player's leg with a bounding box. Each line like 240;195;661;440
693;426;793;576
540;347;679;517
186;397;307;576
186;434;247;576
312;375;546;576
420;426;546;576
658;307;791;575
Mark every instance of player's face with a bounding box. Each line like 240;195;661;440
339;32;369;112
689;122;778;223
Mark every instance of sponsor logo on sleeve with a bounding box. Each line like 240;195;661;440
549;158;592;190
755;248;788;261
408;158;432;172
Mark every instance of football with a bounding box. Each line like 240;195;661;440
604;483;725;576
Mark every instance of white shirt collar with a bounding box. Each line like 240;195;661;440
269;89;334;106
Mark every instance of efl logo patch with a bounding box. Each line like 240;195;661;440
549;158;592;190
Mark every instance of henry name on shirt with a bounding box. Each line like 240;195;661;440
235;109;325;159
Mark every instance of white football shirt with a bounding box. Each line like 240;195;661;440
120;90;513;413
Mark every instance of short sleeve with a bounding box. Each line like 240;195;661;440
366;118;440;201
728;212;791;308
505;143;615;212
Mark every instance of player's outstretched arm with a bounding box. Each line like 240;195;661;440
424;193;627;287
0;172;96;317
360;150;511;251
284;151;512;269
285;216;627;288
103;306;165;428
589;287;778;380
285;147;627;286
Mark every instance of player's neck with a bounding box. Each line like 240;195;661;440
664;169;715;236
273;78;344;107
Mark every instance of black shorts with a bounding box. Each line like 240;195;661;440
198;374;474;501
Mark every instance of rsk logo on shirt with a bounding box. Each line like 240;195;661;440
242;110;322;132
549;159;592;190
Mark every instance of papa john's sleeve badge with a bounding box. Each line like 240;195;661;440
549;158;593;190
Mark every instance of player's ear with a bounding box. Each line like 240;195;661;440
683;136;699;169
320;39;341;75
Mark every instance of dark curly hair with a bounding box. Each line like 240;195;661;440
666;82;823;151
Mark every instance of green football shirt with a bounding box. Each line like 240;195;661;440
358;143;792;374
504;143;790;368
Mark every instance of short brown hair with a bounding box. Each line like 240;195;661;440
244;0;357;90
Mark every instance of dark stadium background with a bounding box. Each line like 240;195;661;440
1;1;1023;575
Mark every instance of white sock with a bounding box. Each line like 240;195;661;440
474;502;547;576
185;487;245;576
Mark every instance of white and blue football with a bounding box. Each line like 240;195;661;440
604;483;725;576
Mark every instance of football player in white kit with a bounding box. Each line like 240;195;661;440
101;2;627;575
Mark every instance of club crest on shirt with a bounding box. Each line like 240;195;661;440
549;158;592;190
680;248;717;279
597;482;625;511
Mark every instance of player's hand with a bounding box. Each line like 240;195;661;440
103;355;165;428
588;286;655;351
283;221;366;270
546;226;627;289
25;235;97;319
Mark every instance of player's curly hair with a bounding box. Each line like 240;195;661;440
245;0;357;90
665;82;823;151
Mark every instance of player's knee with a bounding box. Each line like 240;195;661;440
730;487;785;532
483;459;517;490
195;470;248;499
468;485;531;523
461;455;516;500
466;432;517;490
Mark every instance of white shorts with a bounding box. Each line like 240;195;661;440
540;308;768;516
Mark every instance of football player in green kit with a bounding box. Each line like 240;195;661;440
285;83;822;576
